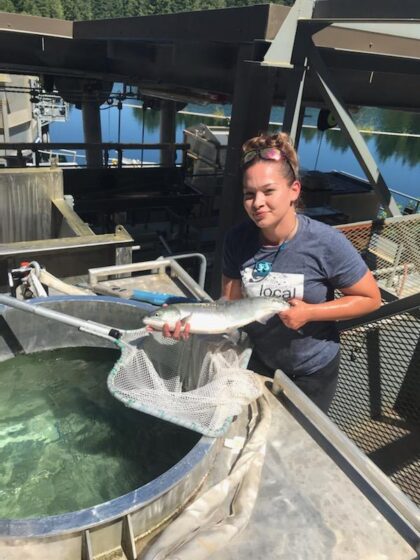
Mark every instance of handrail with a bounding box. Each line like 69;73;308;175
1;142;190;169
389;188;420;204
0;142;189;150
158;253;207;289
388;188;420;214
88;257;211;303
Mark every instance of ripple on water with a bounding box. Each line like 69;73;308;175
0;347;200;519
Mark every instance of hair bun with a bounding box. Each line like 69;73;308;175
242;132;299;181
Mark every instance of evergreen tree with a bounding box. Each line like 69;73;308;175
199;0;225;10
21;0;41;15
91;0;124;19
13;0;25;11
6;0;293;21
35;0;53;17
0;0;15;11
21;0;64;17
151;0;172;15
48;0;64;18
62;0;92;20
125;0;151;17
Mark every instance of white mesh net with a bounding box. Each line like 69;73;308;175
107;328;262;437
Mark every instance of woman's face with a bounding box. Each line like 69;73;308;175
242;160;301;230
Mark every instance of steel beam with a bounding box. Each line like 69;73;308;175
160;100;177;167
81;101;103;168
312;0;420;19
211;45;275;296
280;17;311;146
331;21;420;41
282;63;307;148
308;42;401;217
121;514;136;560
262;0;315;67
0;11;72;38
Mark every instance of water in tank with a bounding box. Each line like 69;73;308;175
0;346;200;519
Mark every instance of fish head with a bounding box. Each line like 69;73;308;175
142;305;184;330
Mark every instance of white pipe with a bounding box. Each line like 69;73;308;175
0;295;121;341
38;269;94;296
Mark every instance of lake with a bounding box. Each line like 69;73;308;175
49;102;420;208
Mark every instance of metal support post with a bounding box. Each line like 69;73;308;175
82;100;103;168
308;42;401;217
282;62;307;148
0;92;9;142
0;90;10;162
81;530;93;560
121;514;136;560
211;45;275;296
262;0;315;67
160;100;177;167
262;0;314;153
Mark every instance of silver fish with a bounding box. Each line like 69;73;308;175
142;297;289;334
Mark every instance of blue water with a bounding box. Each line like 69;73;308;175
49;102;420;204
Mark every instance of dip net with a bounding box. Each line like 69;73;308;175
107;329;262;437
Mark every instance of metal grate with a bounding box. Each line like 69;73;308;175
331;311;420;507
329;213;420;507
337;214;420;298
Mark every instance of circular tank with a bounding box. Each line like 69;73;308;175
0;296;220;560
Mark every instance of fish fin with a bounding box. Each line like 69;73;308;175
223;328;240;343
180;313;192;326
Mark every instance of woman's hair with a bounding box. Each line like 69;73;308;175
242;132;300;185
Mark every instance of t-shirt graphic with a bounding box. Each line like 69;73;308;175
241;267;304;300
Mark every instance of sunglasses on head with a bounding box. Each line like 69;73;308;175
242;147;296;180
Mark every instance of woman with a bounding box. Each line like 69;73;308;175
164;132;381;412
221;132;381;412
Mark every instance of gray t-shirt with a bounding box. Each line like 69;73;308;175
223;214;368;376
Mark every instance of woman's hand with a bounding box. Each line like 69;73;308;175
146;321;191;341
278;299;312;330
145;303;191;341
278;270;381;330
163;320;191;341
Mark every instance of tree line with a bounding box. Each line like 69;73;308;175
0;0;292;21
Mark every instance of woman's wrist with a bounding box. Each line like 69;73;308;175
305;303;317;323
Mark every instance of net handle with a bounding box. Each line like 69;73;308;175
0;295;122;341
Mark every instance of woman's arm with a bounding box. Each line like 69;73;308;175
279;270;381;330
222;275;243;300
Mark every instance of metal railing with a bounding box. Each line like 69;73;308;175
0;142;189;168
331;293;420;509
388;188;420;215
332;217;420;510
337;214;420;299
